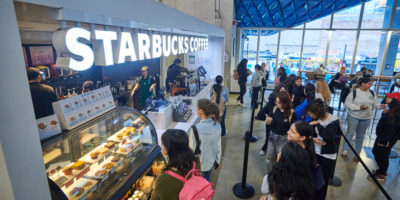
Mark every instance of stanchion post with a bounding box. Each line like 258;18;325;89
233;102;256;198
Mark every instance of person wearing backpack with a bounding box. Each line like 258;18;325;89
251;64;263;109
151;129;199;200
192;99;222;181
236;59;249;107
265;91;297;173
210;75;229;136
342;77;387;161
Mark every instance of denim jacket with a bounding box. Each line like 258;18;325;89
190;118;222;171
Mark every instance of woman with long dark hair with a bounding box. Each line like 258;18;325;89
282;74;297;97
295;83;316;122
194;98;222;181
274;67;287;85
264;91;297;172
306;99;342;200
151;129;197;200
371;93;400;181
288;121;324;191
236;59;249;107
342;77;386;160
293;76;305;108
260;142;315;200
210;75;229;136
257;84;289;155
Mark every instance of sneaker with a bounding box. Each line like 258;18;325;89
372;169;387;177
341;151;348;159
235;100;241;105
240;104;247;108
328;176;342;187
259;150;266;156
368;172;386;182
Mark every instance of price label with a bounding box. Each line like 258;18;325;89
102;173;109;182
97;157;105;165
76;167;90;180
65;179;74;189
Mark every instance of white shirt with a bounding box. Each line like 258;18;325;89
344;88;380;120
314;114;338;160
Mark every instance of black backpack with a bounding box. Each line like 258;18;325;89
350;89;375;101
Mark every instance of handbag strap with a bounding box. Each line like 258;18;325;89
165;170;185;182
184;161;200;180
192;125;201;155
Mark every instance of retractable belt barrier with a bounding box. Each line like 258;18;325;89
340;131;392;200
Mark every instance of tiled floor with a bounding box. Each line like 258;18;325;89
211;89;400;200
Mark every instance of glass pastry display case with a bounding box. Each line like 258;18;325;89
41;106;161;200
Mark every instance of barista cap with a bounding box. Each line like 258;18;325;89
27;67;43;80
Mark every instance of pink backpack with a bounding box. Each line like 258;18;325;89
165;162;214;200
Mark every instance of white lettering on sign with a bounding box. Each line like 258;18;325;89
53;28;208;71
116;32;137;63
171;36;178;55
65;28;94;71
94;30;117;66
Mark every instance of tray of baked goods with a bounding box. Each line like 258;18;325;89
49;160;91;187
115;137;141;156
80;141;119;164
62;178;98;200
84;153;123;182
107;126;138;142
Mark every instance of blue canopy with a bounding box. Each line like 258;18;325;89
235;0;369;28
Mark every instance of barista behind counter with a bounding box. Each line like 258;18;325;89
165;59;190;91
131;66;156;110
27;67;58;119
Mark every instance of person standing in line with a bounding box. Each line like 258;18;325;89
274;67;287;86
264;91;297;173
295;83;316;122
251;64;263;109
342;77;387;161
27;67;57;119
151;129;198;200
370;93;400;182
306;99;342;200
236;59;249;107
210;75;229;136
260;142;315;200
287;121;325;191
316;80;332;106
193;99;222;181
293;76;305;108
257;84;289;156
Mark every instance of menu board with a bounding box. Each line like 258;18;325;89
29;46;55;66
52;86;116;130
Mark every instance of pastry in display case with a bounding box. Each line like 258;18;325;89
41;107;161;200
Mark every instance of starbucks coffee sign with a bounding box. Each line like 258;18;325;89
53;27;208;71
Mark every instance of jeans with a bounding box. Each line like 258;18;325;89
342;114;371;155
237;79;246;104
202;168;213;181
372;139;397;174
220;106;227;136
266;132;288;173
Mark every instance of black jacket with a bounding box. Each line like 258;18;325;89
314;119;342;155
237;64;248;81
375;99;400;143
256;93;275;121
29;82;57;119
